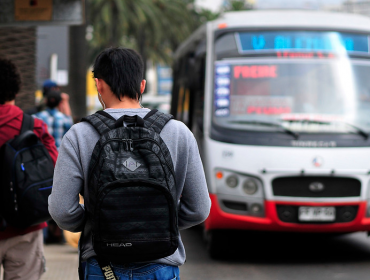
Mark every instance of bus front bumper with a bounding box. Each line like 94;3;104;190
205;194;370;233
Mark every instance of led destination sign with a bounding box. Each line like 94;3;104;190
237;31;369;54
234;65;277;79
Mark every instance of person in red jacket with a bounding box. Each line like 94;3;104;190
0;58;58;280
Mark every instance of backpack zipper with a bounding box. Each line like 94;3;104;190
19;178;53;201
123;138;128;151
129;140;134;151
119;139;133;152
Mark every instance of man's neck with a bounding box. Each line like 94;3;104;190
4;100;15;105
106;97;141;109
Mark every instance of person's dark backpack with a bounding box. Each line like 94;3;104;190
81;110;178;274
0;114;54;229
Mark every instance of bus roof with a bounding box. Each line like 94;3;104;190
213;10;370;33
174;10;370;59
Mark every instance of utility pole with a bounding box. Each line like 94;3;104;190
66;25;87;122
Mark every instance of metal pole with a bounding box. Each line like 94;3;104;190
66;25;87;122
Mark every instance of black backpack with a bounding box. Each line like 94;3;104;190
0;114;54;229
81;110;179;267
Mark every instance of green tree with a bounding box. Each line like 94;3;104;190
224;0;254;11
197;8;220;23
87;0;198;65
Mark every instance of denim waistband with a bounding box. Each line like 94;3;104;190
87;257;170;275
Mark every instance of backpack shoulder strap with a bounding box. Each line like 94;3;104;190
143;109;174;134
9;114;37;150
20;114;34;134
81;111;116;135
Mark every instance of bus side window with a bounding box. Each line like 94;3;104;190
171;56;188;121
191;41;206;141
171;39;206;135
170;62;180;117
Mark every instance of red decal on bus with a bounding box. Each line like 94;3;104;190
234;65;277;79
276;51;336;59
247;106;291;115
277;52;314;59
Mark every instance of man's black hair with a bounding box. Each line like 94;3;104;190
92;47;144;101
46;89;62;109
0;58;21;104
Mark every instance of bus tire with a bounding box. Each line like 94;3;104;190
204;229;228;259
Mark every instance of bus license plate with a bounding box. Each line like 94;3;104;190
298;207;335;222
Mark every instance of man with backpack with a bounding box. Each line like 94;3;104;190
0;58;58;280
34;88;73;244
49;47;211;279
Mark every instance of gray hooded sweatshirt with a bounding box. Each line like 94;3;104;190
48;108;211;266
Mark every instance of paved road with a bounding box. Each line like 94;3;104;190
180;227;370;280
41;244;78;280
39;228;370;280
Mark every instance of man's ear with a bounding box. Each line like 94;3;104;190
140;80;146;94
95;78;103;94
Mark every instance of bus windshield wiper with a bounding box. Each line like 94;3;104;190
228;120;299;139
283;119;369;140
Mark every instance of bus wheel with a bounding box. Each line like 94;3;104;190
204;229;228;259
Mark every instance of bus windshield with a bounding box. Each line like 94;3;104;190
213;31;370;134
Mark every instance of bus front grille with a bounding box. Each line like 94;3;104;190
272;176;361;198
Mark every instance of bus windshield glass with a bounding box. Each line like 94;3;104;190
214;31;370;133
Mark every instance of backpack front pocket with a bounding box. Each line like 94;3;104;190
93;180;178;263
17;178;53;227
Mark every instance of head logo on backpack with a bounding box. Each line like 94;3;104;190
0;114;54;229
81;109;179;265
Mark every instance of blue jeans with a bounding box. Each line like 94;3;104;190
85;258;180;280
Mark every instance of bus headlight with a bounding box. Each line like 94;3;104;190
226;175;238;188
243;179;258;195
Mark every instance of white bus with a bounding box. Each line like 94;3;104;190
171;10;370;257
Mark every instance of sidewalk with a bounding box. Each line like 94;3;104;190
41;244;79;280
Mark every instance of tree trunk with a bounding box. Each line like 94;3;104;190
109;1;119;47
137;29;147;93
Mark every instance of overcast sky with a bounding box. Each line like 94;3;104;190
196;0;224;12
196;0;347;12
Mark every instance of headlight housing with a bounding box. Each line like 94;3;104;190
366;180;370;217
214;169;265;217
215;169;262;197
